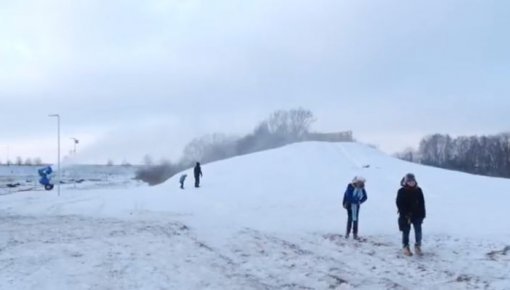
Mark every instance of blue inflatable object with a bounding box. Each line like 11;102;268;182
38;166;54;190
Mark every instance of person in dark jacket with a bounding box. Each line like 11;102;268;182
396;173;426;256
342;176;368;239
194;162;203;188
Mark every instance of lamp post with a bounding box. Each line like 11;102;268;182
49;114;61;196
70;138;79;155
70;137;79;188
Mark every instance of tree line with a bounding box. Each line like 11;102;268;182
0;157;43;166
396;133;510;178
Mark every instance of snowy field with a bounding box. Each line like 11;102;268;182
0;165;141;195
0;142;509;289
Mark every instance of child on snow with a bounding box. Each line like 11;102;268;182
179;174;187;189
342;176;368;240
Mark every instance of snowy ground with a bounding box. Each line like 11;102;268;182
0;165;141;195
1;142;509;289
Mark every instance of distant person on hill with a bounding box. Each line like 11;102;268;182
179;174;187;189
396;173;426;256
342;176;368;240
194;162;203;188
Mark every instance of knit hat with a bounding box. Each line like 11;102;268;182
403;173;417;185
352;176;366;183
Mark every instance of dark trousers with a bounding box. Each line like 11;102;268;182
400;217;423;247
194;175;200;187
180;182;184;189
346;206;360;236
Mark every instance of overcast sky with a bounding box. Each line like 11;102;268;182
1;0;509;164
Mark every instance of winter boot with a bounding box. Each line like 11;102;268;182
414;245;423;256
403;246;413;256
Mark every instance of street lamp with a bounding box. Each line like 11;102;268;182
70;138;79;155
49;114;61;196
69;137;79;188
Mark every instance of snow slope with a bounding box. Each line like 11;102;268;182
0;142;509;289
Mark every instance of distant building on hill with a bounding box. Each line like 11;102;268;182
305;131;354;142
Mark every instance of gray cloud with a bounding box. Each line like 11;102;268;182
1;0;509;163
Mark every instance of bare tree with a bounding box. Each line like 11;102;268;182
181;133;238;165
409;132;510;178
135;159;182;186
264;108;315;141
395;147;417;162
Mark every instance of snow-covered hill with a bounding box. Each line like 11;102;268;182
0;142;509;289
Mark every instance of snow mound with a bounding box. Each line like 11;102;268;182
157;141;510;237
